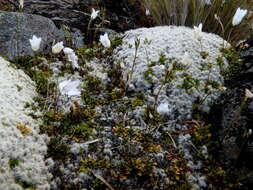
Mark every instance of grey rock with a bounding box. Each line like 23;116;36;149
0;11;83;59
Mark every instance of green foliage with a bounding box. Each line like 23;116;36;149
143;106;164;126
11;55;55;96
9;159;19;169
47;138;72;161
142;0;253;44
80;158;110;172
17;181;35;190
178;73;200;92
220;47;244;77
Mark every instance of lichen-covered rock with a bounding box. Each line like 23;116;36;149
0;11;83;59
114;26;228;120
0;57;52;190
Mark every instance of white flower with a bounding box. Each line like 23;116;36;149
63;47;74;55
99;33;111;48
63;47;80;69
19;0;24;9
52;41;64;54
232;8;248;26
245;88;253;100
91;8;99;20
248;129;252;136
194;23;203;32
181;52;193;66
68;53;79;69
157;102;170;115
145;9;150;16
29;35;42;52
193;23;203;41
59;79;81;97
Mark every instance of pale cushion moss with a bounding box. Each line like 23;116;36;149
0;57;52;190
114;26;229;120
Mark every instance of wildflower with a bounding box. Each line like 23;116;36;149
245;88;253;100
52;41;64;54
232;8;248;26
99;33;111;48
29;35;42;52
145;9;150;16
194;23;203;33
63;47;74;55
181;52;193;66
157;102;170;115
19;0;24;9
59;79;81;97
91;8;99;20
248;129;252;136
193;23;203;41
63;47;79;69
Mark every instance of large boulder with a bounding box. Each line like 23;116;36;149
0;57;52;190
114;26;228;120
0;11;83;59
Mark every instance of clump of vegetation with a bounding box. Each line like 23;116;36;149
9;159;19;169
141;0;253;44
218;47;245;78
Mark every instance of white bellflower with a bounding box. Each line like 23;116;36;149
99;33;111;48
232;8;248;26
91;8;99;20
63;47;80;69
29;35;42;52
193;23;203;41
52;41;64;54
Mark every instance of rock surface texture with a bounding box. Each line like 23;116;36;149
210;39;253;189
0;11;83;59
114;26;228;120
0;57;52;190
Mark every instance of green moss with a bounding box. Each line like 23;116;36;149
80;158;110;172
178;73;200;92
158;52;168;65
11;55;55;96
130;93;145;109
85;75;102;94
143;106;164;127
143;67;154;82
47;138;72;161
17;181;36;190
220;48;244;78
200;51;209;59
9;159;19;169
42;102;96;139
112;156;155;180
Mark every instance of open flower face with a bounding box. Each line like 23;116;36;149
91;8;99;20
29;35;42;52
52;41;64;54
232;8;248;26
59;79;81;97
99;33;111;48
